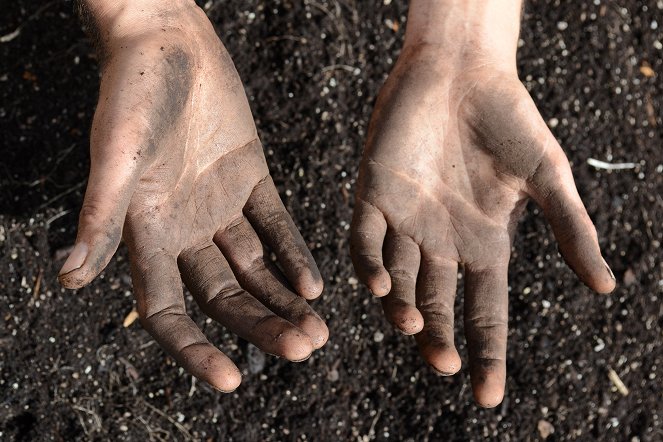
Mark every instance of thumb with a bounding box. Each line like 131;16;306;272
528;146;616;294
58;148;139;289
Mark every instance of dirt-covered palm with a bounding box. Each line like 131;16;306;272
351;47;615;407
58;6;326;392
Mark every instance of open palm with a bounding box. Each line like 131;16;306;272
59;7;327;392
351;48;615;407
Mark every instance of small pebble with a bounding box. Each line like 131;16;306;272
538;419;555;439
623;268;636;286
327;369;339;382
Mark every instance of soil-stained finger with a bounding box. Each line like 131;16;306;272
179;243;316;360
350;198;391;296
129;250;241;392
415;254;461;375
381;233;423;335
528;148;615;294
215;217;328;350
244;176;323;300
464;263;509;408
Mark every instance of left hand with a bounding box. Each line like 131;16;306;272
351;41;615;407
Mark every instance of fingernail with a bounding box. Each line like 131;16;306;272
59;242;88;275
602;258;615;281
292;352;313;363
212;384;239;394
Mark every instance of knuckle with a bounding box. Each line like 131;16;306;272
206;285;245;307
79;201;105;224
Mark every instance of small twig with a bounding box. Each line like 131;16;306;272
143;400;193;440
123;309;139;328
265;35;308;44
72;405;103;433
46;209;71;226
368;409;382;439
587;158;637;170
0;28;21;43
321;64;360;74
608;368;629;396
37;180;86;210
28;268;43;307
0;1;61;44
188;376;197;398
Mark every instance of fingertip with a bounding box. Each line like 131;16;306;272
470;365;506;408
420;343;462;376
179;344;242;393
594;277;616;294
367;268;391;297
57;231;122;289
57;242;90;289
572;255;616;294
298;274;325;300
398;315;424;335
212;364;242;393
275;328;314;362
296;314;329;349
58;242;88;275
594;258;616;294
473;385;505;409
384;302;423;335
58;266;95;289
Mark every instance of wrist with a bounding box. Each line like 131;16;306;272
78;0;198;41
402;0;522;70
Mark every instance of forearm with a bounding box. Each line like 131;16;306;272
403;0;523;68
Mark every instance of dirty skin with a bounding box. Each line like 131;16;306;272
59;0;328;393
351;0;615;408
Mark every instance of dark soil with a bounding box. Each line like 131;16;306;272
1;1;662;440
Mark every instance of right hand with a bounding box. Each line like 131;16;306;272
59;1;327;392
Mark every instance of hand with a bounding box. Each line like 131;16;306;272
351;40;615;406
59;1;327;392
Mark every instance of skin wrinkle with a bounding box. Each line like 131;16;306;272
365;158;502;230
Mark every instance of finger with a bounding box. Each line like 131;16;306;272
58;150;139;289
528;147;615;293
179;243;316;360
130;250;241;392
464;263;509;408
381;233;424;335
243;176;323;300
215;217;328;351
415;255;461;375
350;199;391;296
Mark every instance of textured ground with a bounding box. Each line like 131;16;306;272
1;0;662;440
